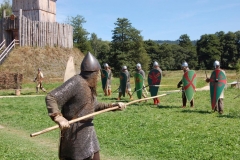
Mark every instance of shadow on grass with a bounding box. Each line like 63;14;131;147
217;114;240;119
156;105;181;109
180;109;212;114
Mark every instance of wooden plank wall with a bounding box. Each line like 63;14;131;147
12;0;56;22
0;16;20;46
20;15;73;48
12;0;56;13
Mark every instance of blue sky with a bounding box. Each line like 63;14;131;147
2;0;240;41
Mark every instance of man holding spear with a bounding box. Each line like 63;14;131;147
45;52;126;160
177;61;195;108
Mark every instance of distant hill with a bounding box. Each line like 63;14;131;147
0;46;85;82
154;40;197;46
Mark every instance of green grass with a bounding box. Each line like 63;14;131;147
0;70;240;159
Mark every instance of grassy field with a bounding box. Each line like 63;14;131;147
0;70;240;160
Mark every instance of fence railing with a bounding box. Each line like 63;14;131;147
0;39;19;65
0;40;6;51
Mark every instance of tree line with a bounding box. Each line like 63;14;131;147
67;15;240;76
1;1;240;76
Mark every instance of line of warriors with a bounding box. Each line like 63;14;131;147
101;60;227;114
101;61;162;105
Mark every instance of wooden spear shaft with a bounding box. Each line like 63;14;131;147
30;94;168;137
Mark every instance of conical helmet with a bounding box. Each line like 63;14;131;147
213;60;220;68
181;61;188;67
153;61;159;67
81;52;101;71
136;63;141;69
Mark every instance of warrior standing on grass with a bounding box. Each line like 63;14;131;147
103;63;112;96
152;61;162;105
45;52;126;160
34;68;46;93
117;66;133;100
177;61;194;108
205;60;226;114
136;63;147;99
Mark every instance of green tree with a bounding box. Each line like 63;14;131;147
90;33;101;57
178;34;198;69
157;43;175;70
67;15;91;54
110;18;150;75
196;34;221;69
235;31;240;68
222;32;238;68
96;41;111;67
178;34;192;48
0;0;12;18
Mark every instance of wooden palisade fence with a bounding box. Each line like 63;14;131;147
19;14;73;48
0;9;73;48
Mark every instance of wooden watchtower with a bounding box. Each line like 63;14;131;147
0;0;73;48
12;0;57;22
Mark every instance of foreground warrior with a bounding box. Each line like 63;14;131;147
45;52;126;160
205;60;226;114
177;61;194;108
117;66;133;100
135;63;147;99
152;61;162;105
103;63;112;96
34;68;47;93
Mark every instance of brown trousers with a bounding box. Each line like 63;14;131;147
214;98;224;113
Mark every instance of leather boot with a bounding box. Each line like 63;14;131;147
182;94;187;108
108;89;111;96
117;92;122;100
36;87;39;93
156;98;160;105
143;94;147;102
128;92;133;100
42;88;47;92
190;99;194;107
153;98;157;105
104;89;107;96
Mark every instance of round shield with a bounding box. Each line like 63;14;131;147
134;73;144;99
210;69;227;110
148;69;161;96
182;70;197;101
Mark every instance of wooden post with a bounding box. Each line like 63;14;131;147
19;9;22;46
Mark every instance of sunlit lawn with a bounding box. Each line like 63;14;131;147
0;70;240;160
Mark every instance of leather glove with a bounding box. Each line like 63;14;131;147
117;102;126;110
54;115;70;130
112;102;126;111
205;78;210;83
177;83;181;88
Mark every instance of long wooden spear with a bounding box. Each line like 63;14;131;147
30;94;168;137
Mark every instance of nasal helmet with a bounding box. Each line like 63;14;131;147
136;63;141;69
181;61;188;67
122;66;127;70
103;63;109;68
153;61;159;67
213;60;220;68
